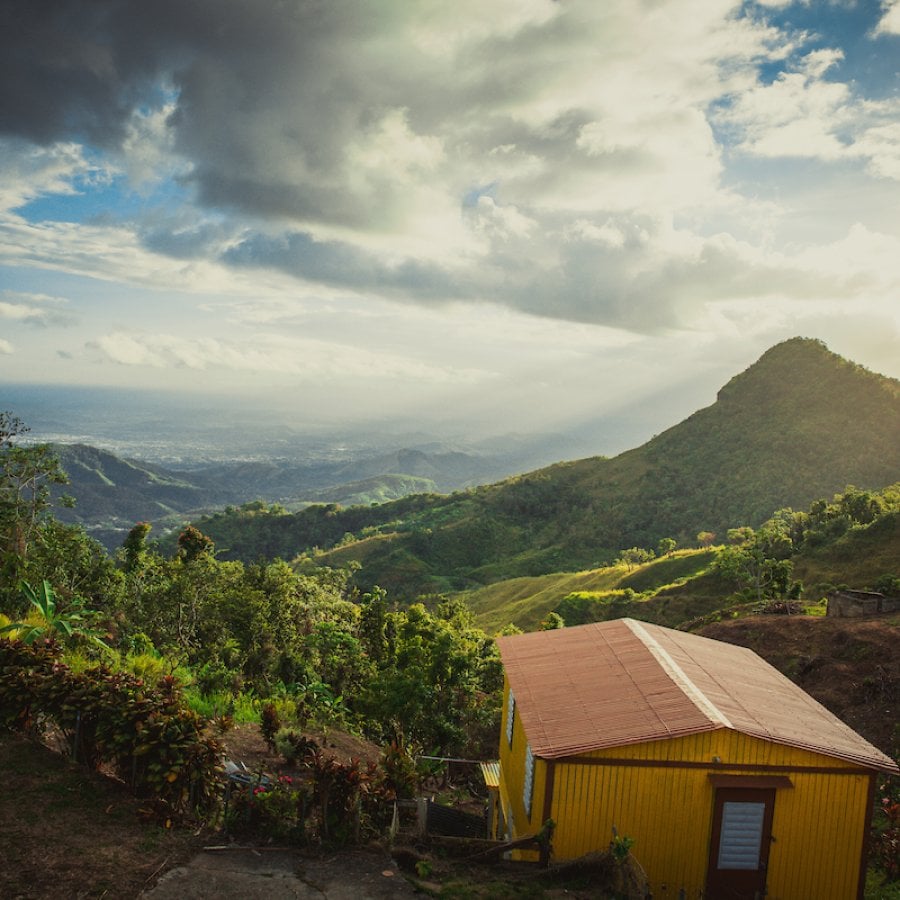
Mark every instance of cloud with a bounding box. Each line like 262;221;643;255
0;4;769;228
88;329;487;384
118;101;184;192
0;140;97;212
2;0;899;345
0;338;12;354
874;0;900;36
717;47;900;179
0;290;72;326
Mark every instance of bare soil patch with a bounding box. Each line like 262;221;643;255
222;722;383;774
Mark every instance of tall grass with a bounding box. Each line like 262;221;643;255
183;690;260;724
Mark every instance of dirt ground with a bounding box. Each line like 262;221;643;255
0;727;416;900
0;731;203;899
221;722;383;773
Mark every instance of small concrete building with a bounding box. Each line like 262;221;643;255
496;618;898;899
827;589;900;617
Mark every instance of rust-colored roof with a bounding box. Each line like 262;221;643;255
496;619;898;773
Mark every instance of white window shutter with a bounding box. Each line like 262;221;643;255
523;743;535;817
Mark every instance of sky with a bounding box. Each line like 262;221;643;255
1;0;899;451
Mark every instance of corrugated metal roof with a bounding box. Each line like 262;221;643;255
480;761;500;789
496;619;898;773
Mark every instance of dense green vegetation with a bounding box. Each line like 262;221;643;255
2;340;899;887
2;431;501;764
177;339;900;601
455;482;900;633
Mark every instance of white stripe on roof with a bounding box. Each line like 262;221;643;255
625;618;733;730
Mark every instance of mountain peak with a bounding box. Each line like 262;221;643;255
716;337;899;406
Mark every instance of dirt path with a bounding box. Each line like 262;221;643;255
141;847;418;899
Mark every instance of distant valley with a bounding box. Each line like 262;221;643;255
48;442;529;553
9;338;900;591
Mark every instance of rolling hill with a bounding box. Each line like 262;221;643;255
49;443;517;552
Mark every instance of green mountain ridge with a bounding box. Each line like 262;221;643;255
49;443;511;552
194;338;900;598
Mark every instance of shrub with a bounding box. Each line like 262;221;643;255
379;740;419;800
260;702;281;753
273;728;319;766
226;775;310;842
873;776;900;883
0;637;222;819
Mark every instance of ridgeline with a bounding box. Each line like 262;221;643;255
185;338;900;599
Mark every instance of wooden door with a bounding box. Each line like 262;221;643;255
706;787;775;899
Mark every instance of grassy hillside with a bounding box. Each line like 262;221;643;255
461;549;721;633
792;509;900;594
462;483;900;634
192;338;900;600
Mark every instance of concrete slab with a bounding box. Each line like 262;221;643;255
141;848;417;899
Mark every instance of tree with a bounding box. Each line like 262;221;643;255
714;541;794;603
1;416;71;600
122;521;153;573
539;611;565;630
657;537;676;557
697;531;716;548
177;526;215;563
726;527;755;546
837;486;884;526
617;547;655;571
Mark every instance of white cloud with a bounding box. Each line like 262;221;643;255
718;48;900;180
852;122;900;180
0;141;97;213
0;301;47;321
874;0;900;36
119;101;186;192
0;290;71;325
0;338;13;354
719;50;850;158
89;330;487;384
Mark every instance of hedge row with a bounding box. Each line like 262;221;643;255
0;637;222;818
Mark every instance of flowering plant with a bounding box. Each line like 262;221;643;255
227;775;308;842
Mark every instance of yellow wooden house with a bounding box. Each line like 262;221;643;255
495;618;898;900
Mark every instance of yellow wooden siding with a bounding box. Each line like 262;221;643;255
539;729;871;898
499;678;546;859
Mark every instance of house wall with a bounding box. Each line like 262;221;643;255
828;590;900;617
549;732;872;899
498;681;873;898
498;678;547;859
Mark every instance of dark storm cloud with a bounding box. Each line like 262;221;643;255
1;1;597;228
224;230;464;301
5;1;895;338
0;0;167;145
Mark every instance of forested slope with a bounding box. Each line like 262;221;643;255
189;338;900;598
